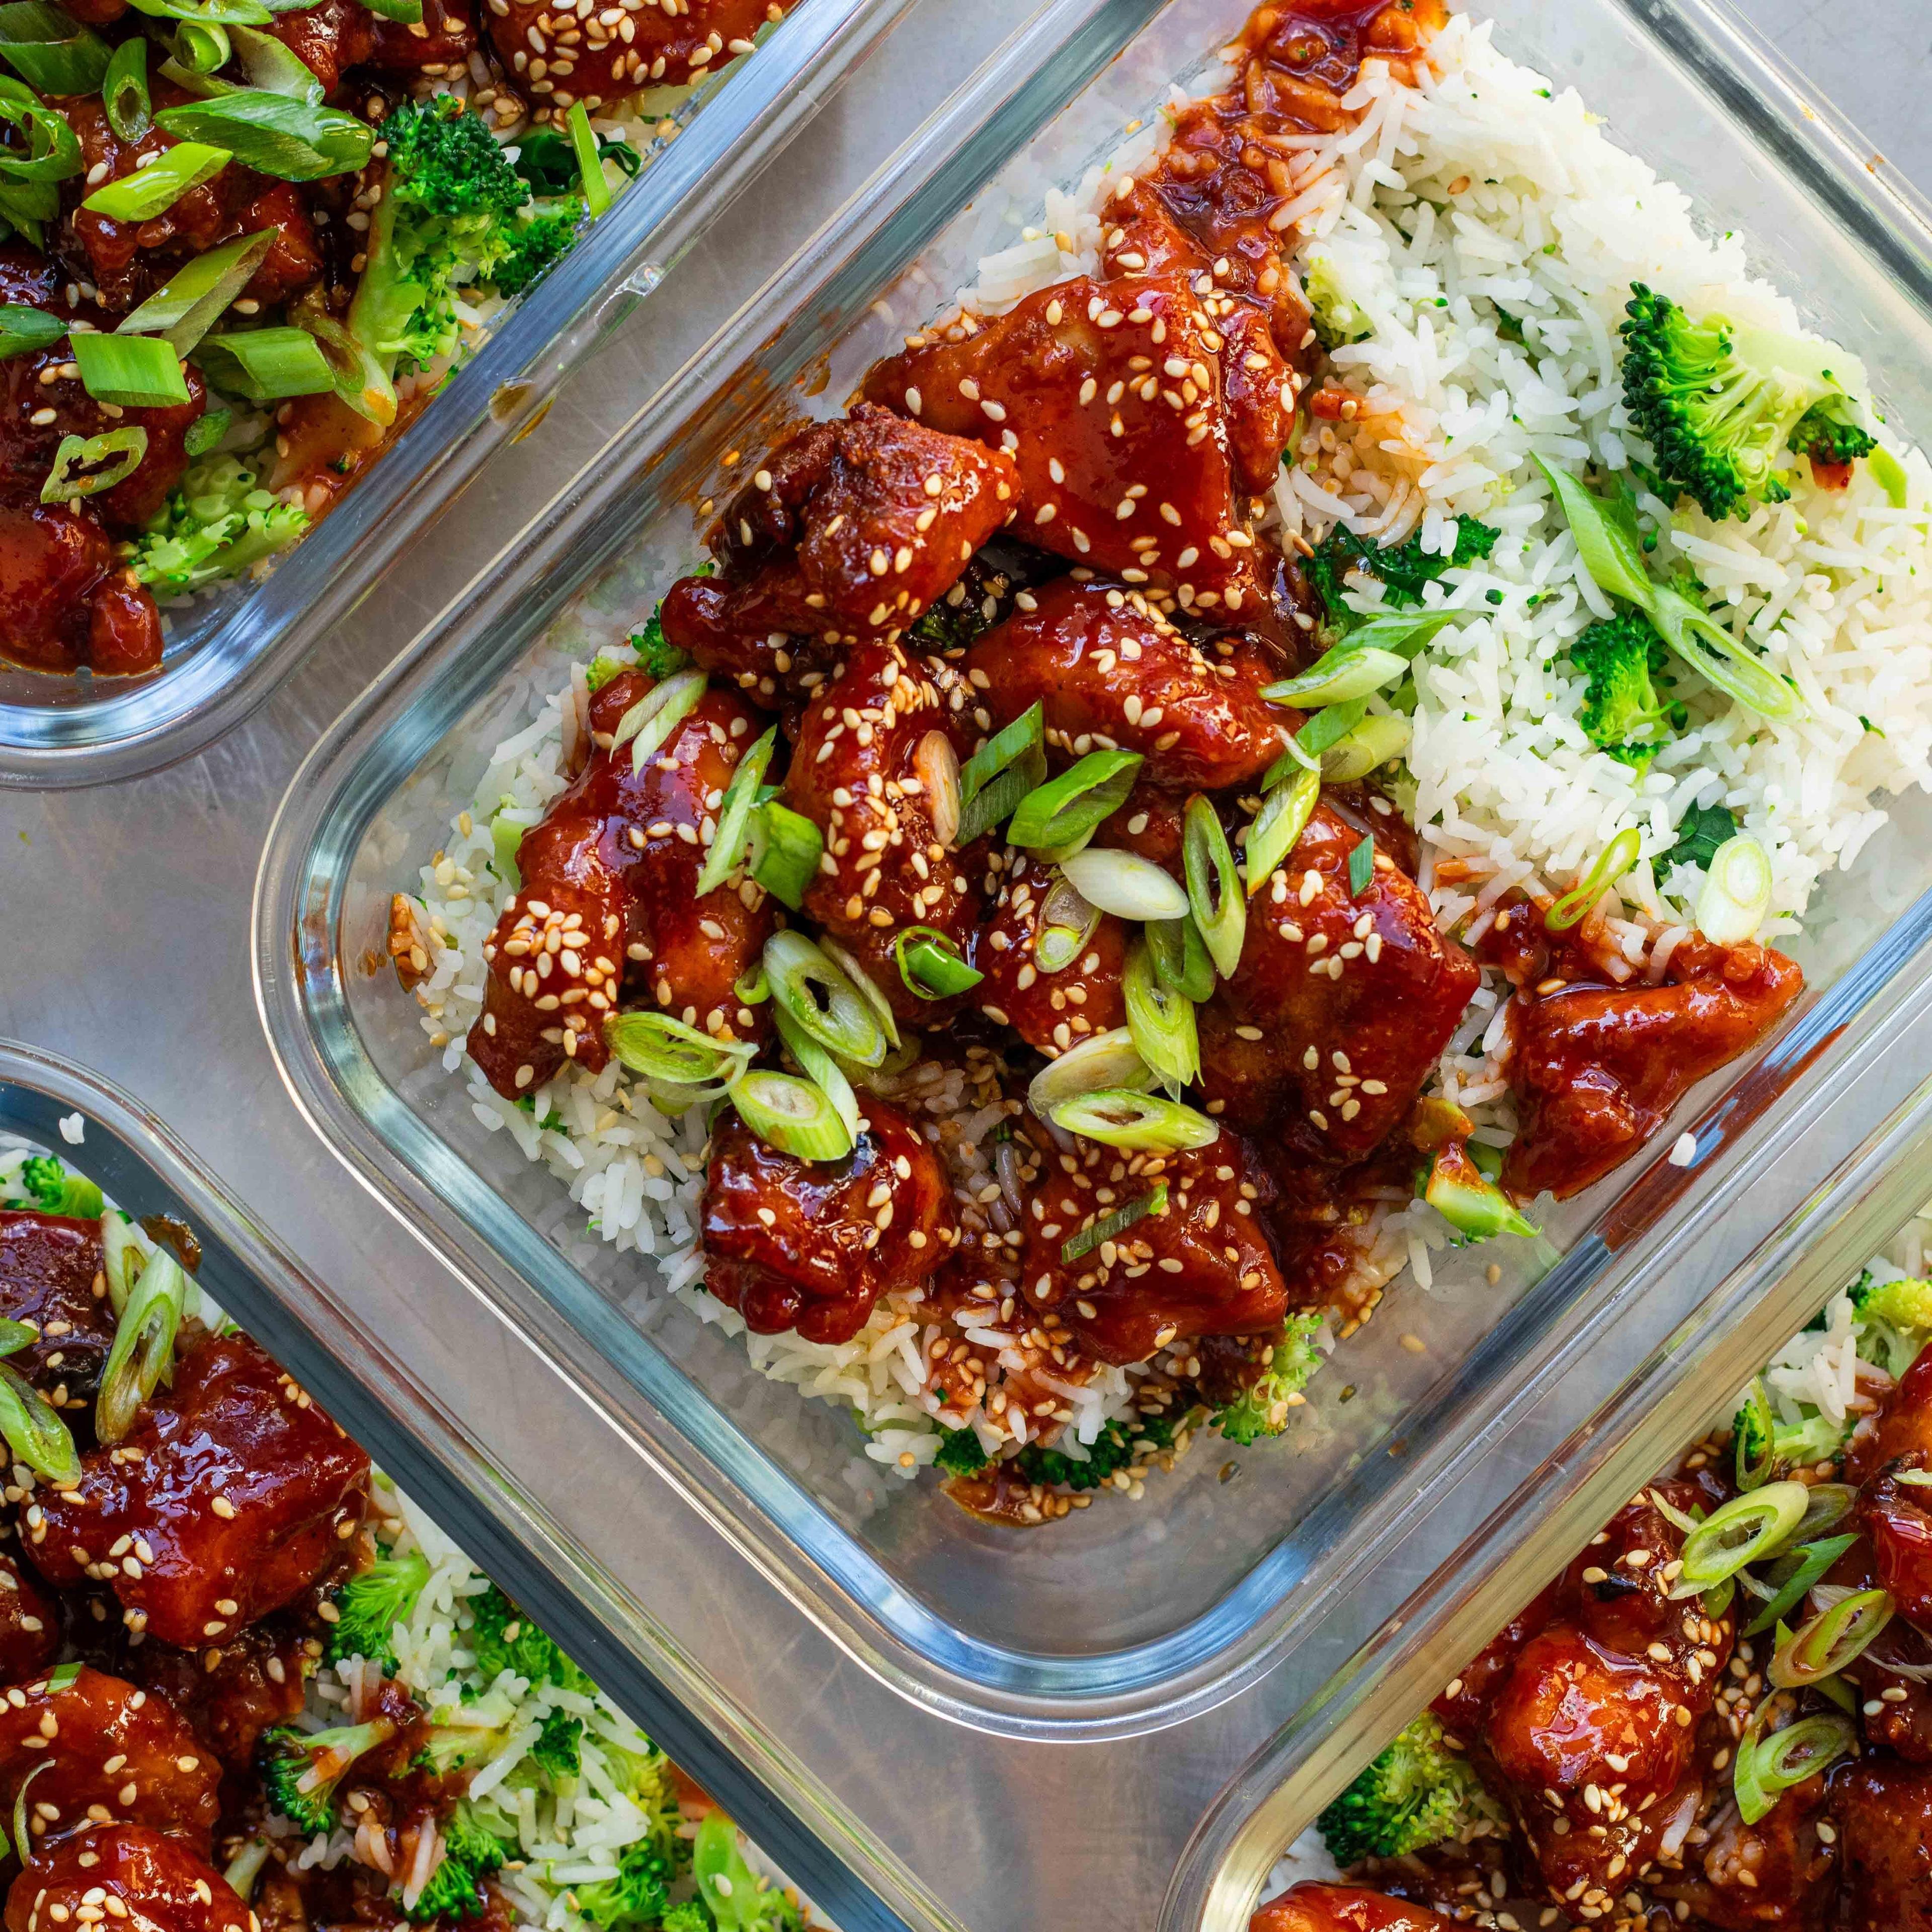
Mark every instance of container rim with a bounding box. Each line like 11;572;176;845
255;0;1932;1740
0;1037;959;1932
0;0;920;790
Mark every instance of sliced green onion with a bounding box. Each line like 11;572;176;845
1770;1586;1893;1687
193;325;335;401
1534;456;1654;605
1649;581;1798;720
1123;938;1198;1092
694;725;775;898
770;1007;859;1148
816;936;899;1051
1059;846;1188;922
564;100;610;218
84;142;231;220
0;173;54;242
1870;444;1909;510
1347;833;1374;898
0;304;62;359
896;926;981;1000
153;53;236;97
1736;1711;1857;1825
610;667;706;774
1321;713;1411;783
1025;1027;1156;1117
1146;915;1214;1002
101;1212;157;1315
1033;871;1100;976
1669;1482;1808;1597
222;1841;272;1904
0;1361;72;1485
733;965;768;1006
1735;1375;1776;1490
0;4;110;94
103;35;150;140
1423;1142;1538;1240
357;0;424;20
1062;1182;1168;1264
1742;1534;1859;1638
728;1068;852;1163
0;1320;32;1359
1262;645;1409;708
1696;834;1772;945
226;24;322;100
956;701;1046;846
71;330;190;408
154;91;373;181
489;811;523;889
1546;826;1641;932
1049;1089;1219;1153
96;1245;190;1444
173;19;231;72
10;1759;49;1866
0;80;81;185
1007;749;1143;852
1182;794;1245;980
1795;1485;1856;1541
746;801;822;912
125;0;272;24
764;929;886;1069
603;1011;753;1087
39;427;147;505
1269;697;1365;783
1244;767;1320;895
116;226;276;353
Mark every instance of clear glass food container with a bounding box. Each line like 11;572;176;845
0;0;920;791
0;1037;944;1932
1160;1044;1932;1930
253;0;1932;1738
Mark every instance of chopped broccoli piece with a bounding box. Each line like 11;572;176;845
415;1715;515;1779
530;1707;583;1782
1307;519;1501;630
326;1545;430;1676
1012;1414;1175;1493
570;1831;675;1931
488;204;584;299
16;1156;103;1219
1853;1275;1932;1379
1620;282;1865;520
660;1909;711;1932
933;1426;989;1478
908;595;988;654
628;608;689;681
1303;251;1369;351
382;98;529;221
130;453;308;595
1316;1713;1503;1865
1774;1412;1849;1467
407;1802;509;1923
464;1585;592;1695
583;653;631;695
1661;801;1738;876
1790;395;1877;469
1568;609;1680;771
257;1720;393;1835
1213;1314;1325;1446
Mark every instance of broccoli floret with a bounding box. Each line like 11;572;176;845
1790;395;1877;469
1307;519;1501;630
1569;609;1679;771
488;205;584;299
1853;1275;1932;1379
660;1908;712;1932
414;1716;514;1780
583;654;630;694
464;1585;592;1695
1213;1314;1325;1446
382;99;529;220
407;1802;509;1923
1012;1414;1176;1493
1303;251;1369;351
1620;283;1865;520
257;1720;393;1835
530;1707;583;1782
130;453;308;595
571;1832;675;1931
326;1546;430;1676
1661;801;1738;876
628;607;689;681
1316;1714;1503;1865
933;1426;989;1478
16;1156;103;1219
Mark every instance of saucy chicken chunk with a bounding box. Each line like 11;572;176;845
0;1211;116;1401
971;850;1130;1057
484;0;798;108
1252;1885;1457;1932
8;1827;250;1932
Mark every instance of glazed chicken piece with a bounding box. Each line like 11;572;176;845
971;850;1129;1057
1239;0;1447;135
778;638;978;1022
865;272;1272;617
467;669;776;1099
266;0;474;98
1863;1461;1932;1634
0;1667;221;1852
1251;1883;1457;1932
962;577;1290;789
1849;1347;1932;1481
129;1619;313;1770
1493;926;1805;1200
0;1210;117;1401
0;504;162;675
701;1103;957;1345
1829;1760;1932;1929
1197;801;1479;1161
26;1332;369;1650
0;1549;59;1684
8;1826;250;1932
1004;1118;1284;1364
485;0;799;111
1655;1777;1837;1932
661;403;1019;691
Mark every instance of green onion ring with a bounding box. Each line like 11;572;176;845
1034;872;1100;976
222;1841;272;1903
96;1245;190;1445
770;1007;860;1147
39;427;147;506
1261;645;1409;708
1062;1182;1168;1263
1059;846;1188;922
956;701;1046;847
610;667;706;774
1182;794;1246;981
1007;749;1143;852
895;926;982;1000
11;1760;50;1867
694;723;776;898
817;935;900;1052
603;1010;754;1087
727;1067;853;1163
1669;1481;1809;1597
1321;712;1412;784
101;1211;157;1316
1734;1375;1777;1491
0;1320;32;1360
1025;1027;1156;1118
1794;1483;1856;1543
1697;833;1772;946
764;929;887;1069
1049;1089;1219;1153
1771;1586;1894;1688
103;35;149;139
1122;937;1199;1093
746;800;823;911
733;965;769;1006
1146;915;1215;1002
1742;1534;1859;1639
1546;825;1642;932
1740;1711;1858;1824
1244;766;1320;896
0;1362;75;1486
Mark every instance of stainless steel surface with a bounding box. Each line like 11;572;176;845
4;2;1926;1926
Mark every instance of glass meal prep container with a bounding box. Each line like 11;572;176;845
253;0;1932;1739
1159;1027;1932;1931
0;1036;945;1932
0;0;920;792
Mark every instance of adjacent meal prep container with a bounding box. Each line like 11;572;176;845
254;0;1932;1739
0;0;920;790
1160;1046;1932;1930
0;1038;949;1932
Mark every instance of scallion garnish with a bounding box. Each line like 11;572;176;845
0;304;62;360
197;325;344;400
1735;1711;1857;1825
818;935;899;1051
1145;914;1214;1001
1347;833;1374;899
1320;712;1411;784
1122;937;1198;1093
1261;644;1408;708
1266;697;1365;785
895;926;981;1000
70;330;191;408
1182;794;1245;980
100;1210;157;1315
745;800;822;911
1422;1143;1538;1240
1025;1026;1154;1118
96;1244;190;1445
693;724;776;898
0;79;81;185
610;667;706;775
0;3;110;95
1033;871;1099;975
956;701;1046;846
1697;833;1772;945
1770;1586;1893;1687
10;1761;50;1868
565;100;610;218
226;25;323;101
172;19;230;73
115;226;276;352
1667;1482;1808;1598
125;0;273;25
86;135;232;220
1741;1534;1858;1638
353;0;422;20
728;1067;853;1163
770;1006;860;1146
1243;766;1319;896
103;35;150;140
39;427;147;505
153;90;373;181
1007;749;1143;854
1546;825;1641;932
1061;1182;1168;1263
1048;1089;1219;1153
764;929;887;1069
1059;846;1188;922
603;1010;754;1088
0;1363;76;1486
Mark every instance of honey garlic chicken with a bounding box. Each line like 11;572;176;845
8;1827;253;1932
